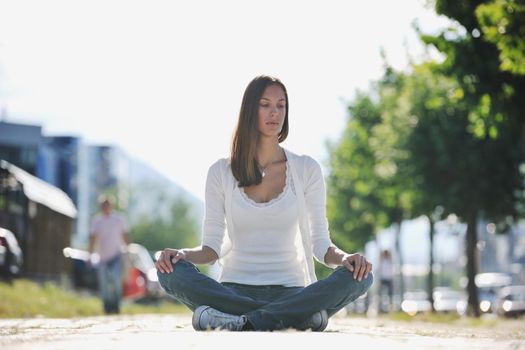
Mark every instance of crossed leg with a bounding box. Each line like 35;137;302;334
157;259;373;331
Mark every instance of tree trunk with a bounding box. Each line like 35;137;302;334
466;211;480;317
522;122;525;164
427;215;435;312
395;220;405;300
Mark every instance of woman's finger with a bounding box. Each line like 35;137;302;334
366;262;373;277
354;256;362;280
353;256;362;280
163;250;174;272
357;256;367;281
159;252;169;273
155;253;163;272
160;251;170;273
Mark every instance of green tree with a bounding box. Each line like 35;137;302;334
322;94;382;278
403;63;523;316
366;67;418;298
326;67;416;292
422;0;525;142
476;0;525;75
420;0;525;317
329;58;523;318
326;92;384;255
372;65;454;310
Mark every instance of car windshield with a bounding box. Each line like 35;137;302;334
127;244;154;272
507;292;525;302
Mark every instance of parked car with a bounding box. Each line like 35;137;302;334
63;246;98;290
494;285;525;318
0;228;23;280
432;287;467;314
475;272;512;313
401;291;432;316
63;243;164;300
123;243;164;300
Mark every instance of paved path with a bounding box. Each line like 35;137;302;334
1;314;524;350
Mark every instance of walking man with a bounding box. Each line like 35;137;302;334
89;195;130;314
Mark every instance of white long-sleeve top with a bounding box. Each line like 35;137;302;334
201;148;336;286
220;162;305;287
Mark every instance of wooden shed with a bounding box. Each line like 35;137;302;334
0;160;77;280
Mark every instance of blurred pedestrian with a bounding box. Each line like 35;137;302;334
89;194;130;314
156;75;374;332
379;249;394;312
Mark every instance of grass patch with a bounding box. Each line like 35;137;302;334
0;279;188;318
122;301;189;315
386;311;461;323
378;311;524;329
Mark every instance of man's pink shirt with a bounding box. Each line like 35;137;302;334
90;213;129;262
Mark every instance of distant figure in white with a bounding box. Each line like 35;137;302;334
379;249;394;312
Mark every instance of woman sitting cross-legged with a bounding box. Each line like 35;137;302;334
156;75;373;332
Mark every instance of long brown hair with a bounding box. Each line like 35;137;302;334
231;75;289;187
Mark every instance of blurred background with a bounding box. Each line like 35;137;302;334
0;0;524;320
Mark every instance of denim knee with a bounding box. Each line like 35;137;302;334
335;267;374;294
157;260;194;292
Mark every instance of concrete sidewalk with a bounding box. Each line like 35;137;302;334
1;314;523;350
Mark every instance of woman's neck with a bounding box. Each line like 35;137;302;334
256;137;285;167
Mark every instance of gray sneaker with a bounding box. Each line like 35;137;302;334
298;310;328;332
192;305;247;331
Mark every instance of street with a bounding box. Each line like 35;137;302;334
1;314;523;350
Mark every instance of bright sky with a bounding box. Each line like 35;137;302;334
0;0;450;201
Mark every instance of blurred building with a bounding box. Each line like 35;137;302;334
0;121;42;175
37;136;81;206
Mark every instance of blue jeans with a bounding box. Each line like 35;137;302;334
157;260;373;331
97;254;123;314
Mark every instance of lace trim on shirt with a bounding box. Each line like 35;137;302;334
239;161;295;207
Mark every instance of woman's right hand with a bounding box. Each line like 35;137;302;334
155;248;186;273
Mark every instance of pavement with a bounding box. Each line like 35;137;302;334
0;314;524;350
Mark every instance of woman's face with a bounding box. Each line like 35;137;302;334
257;84;286;139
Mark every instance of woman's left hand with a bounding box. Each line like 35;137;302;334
341;253;372;281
